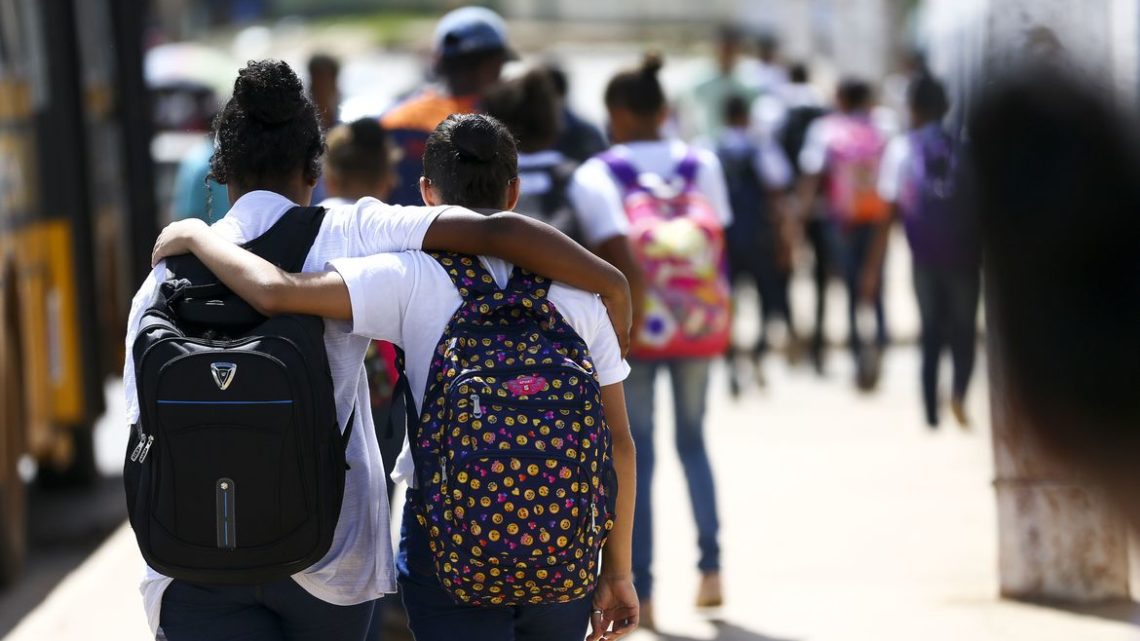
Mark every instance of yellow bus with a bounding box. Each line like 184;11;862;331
0;0;155;585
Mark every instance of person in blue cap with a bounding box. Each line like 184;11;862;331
381;6;514;206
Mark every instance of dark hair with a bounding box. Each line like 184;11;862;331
438;48;507;78
908;74;950;122
789;62;809;84
723;94;750;124
308;53;340;78
717;23;741;45
544;63;568;98
604;52;666;116
423;113;517;209
210;60;324;188
482;69;560;153
324;118;394;186
837;77;873;111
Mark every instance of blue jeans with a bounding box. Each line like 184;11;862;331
913;264;981;426
396;491;593;641
831;222;889;357
160;577;376;641
625;358;720;600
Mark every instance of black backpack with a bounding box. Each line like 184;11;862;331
515;154;582;243
126;206;352;585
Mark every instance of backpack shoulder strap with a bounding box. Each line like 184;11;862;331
244;206;328;272
430;251;499;299
599;151;642;193
675;149;701;186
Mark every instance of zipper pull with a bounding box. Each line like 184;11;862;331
470;394;483;419
591;503;598;532
129;434;146;463
138;435;155;463
440;456;448;484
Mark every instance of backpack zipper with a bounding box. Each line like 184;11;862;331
470;394;483;418
137;435;155;463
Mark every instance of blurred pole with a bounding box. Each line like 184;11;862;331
980;0;1134;603
986;311;1131;601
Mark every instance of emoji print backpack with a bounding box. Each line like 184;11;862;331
600;150;731;360
408;252;617;606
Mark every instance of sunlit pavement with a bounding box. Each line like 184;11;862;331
4;341;1139;640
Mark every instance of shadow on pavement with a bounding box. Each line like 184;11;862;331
658;620;798;641
1020;598;1140;626
0;475;126;636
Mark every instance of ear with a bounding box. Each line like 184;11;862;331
505;177;521;211
419;176;441;206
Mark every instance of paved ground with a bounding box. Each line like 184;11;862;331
4;340;1139;640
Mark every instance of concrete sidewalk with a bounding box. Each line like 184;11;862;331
5;349;1138;641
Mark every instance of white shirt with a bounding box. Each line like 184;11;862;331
328;252;630;488
877;135;913;204
567;140;734;248
123;191;448;635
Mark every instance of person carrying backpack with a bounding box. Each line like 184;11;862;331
150;113;640;641
797;78;892;390
568;53;732;629
124;60;632;641
876;75;980;427
482;68;583;242
716;94;795;393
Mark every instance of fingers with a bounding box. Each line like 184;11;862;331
587;609;606;641
602;612;638;641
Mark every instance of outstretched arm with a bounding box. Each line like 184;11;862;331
152;213;633;355
423;210;631;355
152;219;354;320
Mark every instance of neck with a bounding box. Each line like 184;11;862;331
230;180;308;207
613;126;660;144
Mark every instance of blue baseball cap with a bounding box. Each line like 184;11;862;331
433;6;516;59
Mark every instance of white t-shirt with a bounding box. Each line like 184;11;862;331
327;252;631;488
877;135;913;204
567;140;734;248
123;191;448;635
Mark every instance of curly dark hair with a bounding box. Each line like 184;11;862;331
481;69;560;153
209;60;325;189
423;113;517;210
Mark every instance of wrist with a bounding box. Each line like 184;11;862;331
600;571;632;581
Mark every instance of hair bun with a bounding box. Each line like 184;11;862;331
233;59;307;126
641;52;664;77
452;115;498;163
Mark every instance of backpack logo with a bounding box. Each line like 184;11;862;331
210;362;237;391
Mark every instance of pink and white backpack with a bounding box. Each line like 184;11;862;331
600;150;731;360
824;115;889;224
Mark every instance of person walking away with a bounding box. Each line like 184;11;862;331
544;63;608;164
677;24;760;142
716;94;795;394
569;53;732;629
382;6;513;206
797;78;891;391
125;59;633;641
308;53;341;204
150;113;640;641
876;75;979;427
483;68;583;241
775;63;829;373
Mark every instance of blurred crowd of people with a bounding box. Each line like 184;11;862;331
167;7;983;637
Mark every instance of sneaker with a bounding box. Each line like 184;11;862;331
639;599;656;632
695;572;723;608
951;396;970;429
